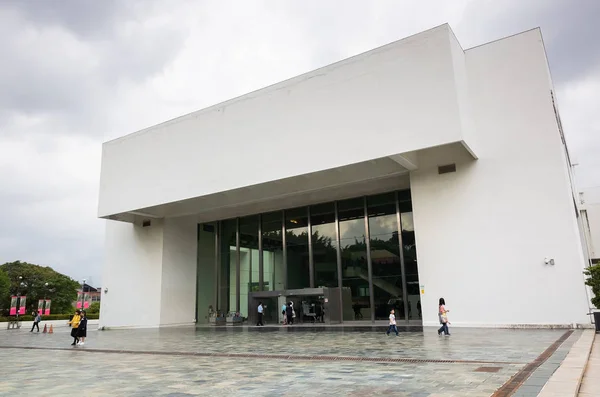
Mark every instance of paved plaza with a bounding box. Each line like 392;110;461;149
0;325;586;396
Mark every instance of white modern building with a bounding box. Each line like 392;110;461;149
98;24;594;329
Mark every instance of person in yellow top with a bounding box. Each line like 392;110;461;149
68;310;81;346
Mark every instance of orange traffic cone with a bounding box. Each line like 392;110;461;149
42;324;47;333
48;324;53;334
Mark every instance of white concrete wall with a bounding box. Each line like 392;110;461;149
99;220;163;328
99;24;472;217
100;218;197;329
159;217;197;325
411;28;590;327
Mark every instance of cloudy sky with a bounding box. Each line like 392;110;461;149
1;0;598;285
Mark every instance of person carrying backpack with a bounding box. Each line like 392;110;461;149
30;312;42;332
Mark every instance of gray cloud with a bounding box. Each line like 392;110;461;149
0;0;187;132
458;0;600;82
2;0;127;38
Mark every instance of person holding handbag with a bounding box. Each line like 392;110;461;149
68;310;81;346
438;298;451;336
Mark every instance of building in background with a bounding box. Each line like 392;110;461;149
97;24;593;329
73;283;101;308
581;187;600;265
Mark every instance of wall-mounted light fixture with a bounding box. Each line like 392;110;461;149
104;287;109;294
544;257;555;266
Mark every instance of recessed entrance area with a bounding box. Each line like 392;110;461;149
196;189;422;325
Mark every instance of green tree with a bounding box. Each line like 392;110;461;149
88;301;100;314
0;269;9;312
0;261;80;315
584;264;600;309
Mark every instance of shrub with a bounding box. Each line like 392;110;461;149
584;264;600;309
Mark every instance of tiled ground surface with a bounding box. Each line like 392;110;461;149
579;333;599;396
0;326;578;396
511;331;578;397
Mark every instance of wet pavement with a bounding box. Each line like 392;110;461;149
0;325;579;396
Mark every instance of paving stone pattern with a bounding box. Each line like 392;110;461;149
509;331;578;397
0;326;575;396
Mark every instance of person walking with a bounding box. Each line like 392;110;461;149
77;310;88;346
68;310;81;346
281;302;288;325
257;302;264;326
285;302;294;326
386;309;399;336
438;298;450;336
30;312;41;332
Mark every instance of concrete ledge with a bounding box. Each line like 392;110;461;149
422;322;594;329
1;319;99;332
537;330;595;397
97;322;195;331
579;333;600;396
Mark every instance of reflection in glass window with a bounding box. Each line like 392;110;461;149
204;189;421;323
219;219;236;314
239;216;259;317
311;202;338;287
367;193;403;321
401;211;420;319
197;223;217;324
338;198;369;321
285;207;310;290
262;212;283;291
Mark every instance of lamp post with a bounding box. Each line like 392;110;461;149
43;283;50;315
16;276;27;321
80;279;86;309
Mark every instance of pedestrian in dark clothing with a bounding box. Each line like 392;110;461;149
30;312;41;332
286;302;294;325
77;310;88;346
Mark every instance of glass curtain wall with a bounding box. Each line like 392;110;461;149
196;224;216;323
338;198;369;321
399;190;421;320
310;202;338;288
367;193;405;321
262;212;283;291
239;215;259;317
285;207;310;290
204;189;420;323
219;219;236;315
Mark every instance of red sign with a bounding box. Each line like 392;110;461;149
18;296;27;315
83;293;90;309
44;300;51;315
38;299;44;315
76;292;82;309
9;296;17;316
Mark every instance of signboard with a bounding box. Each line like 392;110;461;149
76;292;82;309
9;296;17;316
44;300;51;315
83;293;90;309
38;299;44;315
18;296;27;315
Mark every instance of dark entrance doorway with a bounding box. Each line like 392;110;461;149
248;287;342;325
